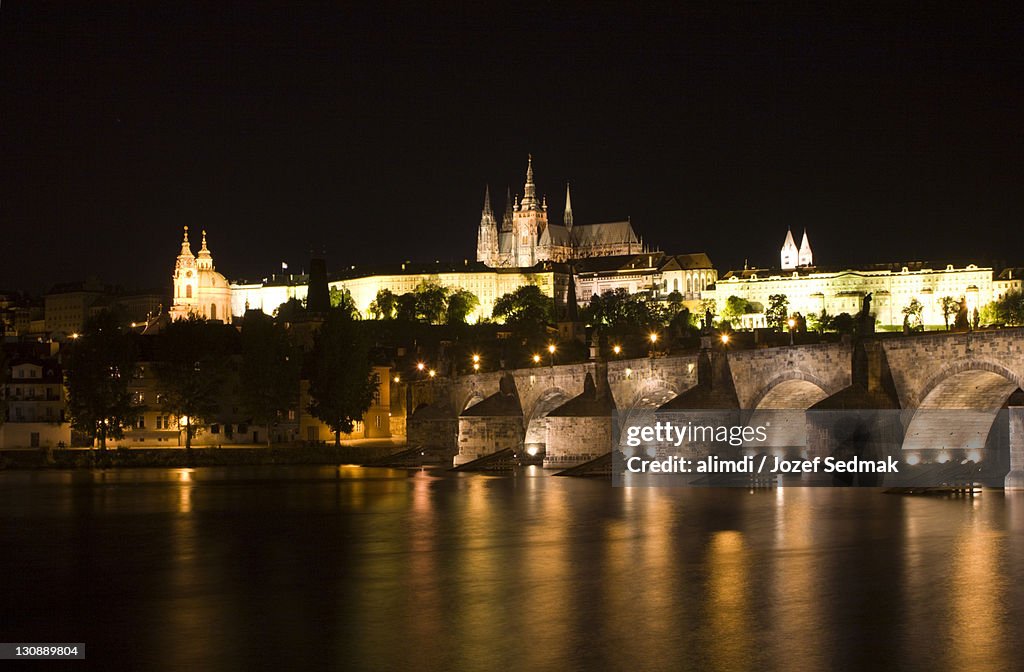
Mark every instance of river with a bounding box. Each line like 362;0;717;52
1;466;1021;671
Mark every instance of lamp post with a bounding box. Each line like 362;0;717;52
720;333;730;346
612;344;622;356
787;318;796;346
547;343;556;369
472;353;480;373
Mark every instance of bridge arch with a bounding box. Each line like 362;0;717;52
902;360;1022;467
747;371;834;411
523;387;573;456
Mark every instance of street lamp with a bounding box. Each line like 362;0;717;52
720;333;730;345
416;362;425;373
532;353;541;365
547;343;556;368
428;369;436;378
787;318;796;346
612;344;622;356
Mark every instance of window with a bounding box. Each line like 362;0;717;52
210;303;217;320
136;416;145;429
186;285;192;299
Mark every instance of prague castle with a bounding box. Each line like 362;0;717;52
707;229;1008;329
476;156;649;267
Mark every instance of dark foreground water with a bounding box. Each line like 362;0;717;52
1;467;1022;672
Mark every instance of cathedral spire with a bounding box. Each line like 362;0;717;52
521;154;539;210
564;182;574;229
482;184;493;217
780;226;799;270
501;186;513;232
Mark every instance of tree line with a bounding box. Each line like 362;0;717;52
62;308;377;458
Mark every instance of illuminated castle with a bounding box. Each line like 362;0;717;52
476;156;650;268
168;226;232;322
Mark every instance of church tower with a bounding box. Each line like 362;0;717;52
512;155;547;267
501;186;513;232
476;185;499;265
798;229;813;266
780;227;799;270
171;226;199;316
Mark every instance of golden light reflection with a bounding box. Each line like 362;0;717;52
707;530;751;670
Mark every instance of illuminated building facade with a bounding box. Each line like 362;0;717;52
708;230;995;329
169;226;232;322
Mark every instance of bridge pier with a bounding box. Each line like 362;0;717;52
1006;406;1024;490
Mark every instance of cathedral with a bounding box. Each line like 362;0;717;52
169;226;233;322
476;156;650;268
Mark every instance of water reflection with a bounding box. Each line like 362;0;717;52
0;468;1022;671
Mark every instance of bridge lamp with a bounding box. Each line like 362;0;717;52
393;375;400;383
649;332;658;344
472;362;480;372
428;369;436;378
787;318;796;329
548;344;556;354
532;354;541;364
612;344;622;355
416;362;425;372
720;333;730;345
472;354;480;364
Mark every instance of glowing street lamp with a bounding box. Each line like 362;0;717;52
532;353;541;364
547;343;556;368
393;375;400;383
473;363;480;372
428;369;436;378
720;333;730;345
788;317;796;345
416;362;425;372
612;344;622;355
472;354;480;364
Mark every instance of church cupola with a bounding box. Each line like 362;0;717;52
798;229;813;266
196;229;214;271
780;227;799;270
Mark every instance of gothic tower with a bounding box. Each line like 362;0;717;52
798;229;813;266
563;182;574;230
780;227;799;270
501;186;513;232
512;155;547;267
476;185;499;265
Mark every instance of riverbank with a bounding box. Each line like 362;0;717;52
0;440;404;469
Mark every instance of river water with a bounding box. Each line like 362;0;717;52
1;466;1021;671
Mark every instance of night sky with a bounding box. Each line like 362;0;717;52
2;2;1022;293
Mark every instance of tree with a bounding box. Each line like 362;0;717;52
153;316;233;459
807;309;834;333
721;295;756;323
414;281;449;324
368;288;398;320
765;294;790;331
329;286;360;319
63;311;139;452
902;298;924;331
982;289;1024;326
445;288;480;324
239;311;300;446
493;285;553;337
308;308;378;446
274;297;306;323
832;312;856;334
395;293;419;322
938;295;959;331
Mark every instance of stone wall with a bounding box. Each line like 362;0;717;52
454;416;524;466
543;416;613;469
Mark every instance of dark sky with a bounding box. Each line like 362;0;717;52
2;2;1022;293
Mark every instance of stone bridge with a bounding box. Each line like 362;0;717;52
408;329;1024;486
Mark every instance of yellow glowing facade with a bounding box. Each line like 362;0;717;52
169;227;232;322
708;262;994;329
231;267;562;321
